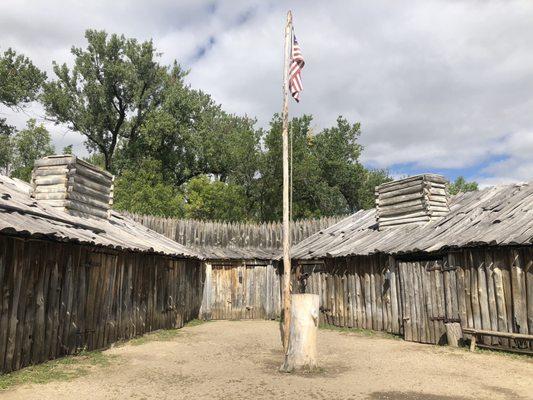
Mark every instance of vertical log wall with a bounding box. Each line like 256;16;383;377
301;255;402;335
0;235;203;374
126;213;344;250
300;246;533;350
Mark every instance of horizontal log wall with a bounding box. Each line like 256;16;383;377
300;246;533;350
200;262;281;320
0;235;203;374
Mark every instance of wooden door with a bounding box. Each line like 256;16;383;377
208;264;280;320
399;259;457;344
210;264;250;320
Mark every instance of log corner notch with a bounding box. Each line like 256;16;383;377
280;294;320;373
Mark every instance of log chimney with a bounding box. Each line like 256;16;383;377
31;155;114;220
376;174;450;229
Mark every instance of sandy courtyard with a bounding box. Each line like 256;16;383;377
2;320;532;400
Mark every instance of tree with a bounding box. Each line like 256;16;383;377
0;48;46;159
62;144;73;154
0;48;46;108
42;29;169;171
356;168;391;209
448;176;478;195
0;119;15;175
183;175;248;221
258;114;390;220
10;119;55;181
119;80;261;189
113;159;185;217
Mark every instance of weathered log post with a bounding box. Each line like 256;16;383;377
445;322;463;347
280;293;320;372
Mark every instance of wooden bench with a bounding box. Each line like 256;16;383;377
463;328;533;355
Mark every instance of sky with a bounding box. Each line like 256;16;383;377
1;0;532;186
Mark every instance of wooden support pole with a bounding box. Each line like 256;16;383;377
469;334;477;352
280;294;320;372
281;10;293;353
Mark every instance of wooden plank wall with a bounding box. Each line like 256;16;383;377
300;246;533;349
200;262;281;321
0;235;203;374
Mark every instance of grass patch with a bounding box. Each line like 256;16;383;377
319;323;401;340
129;319;207;346
0;350;117;391
129;329;181;346
185;319;207;327
469;346;533;361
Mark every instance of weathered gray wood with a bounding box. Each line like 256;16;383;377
0;235;203;374
33;176;68;186
445;322;462;347
526;247;533;334
280;294;319;372
33;167;70;177
389;256;401;334
379;216;431;227
33;156;75;168
377;179;424;194
510;249;528;334
475;250;491;344
463;327;533;340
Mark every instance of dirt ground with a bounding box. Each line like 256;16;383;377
2;320;532;400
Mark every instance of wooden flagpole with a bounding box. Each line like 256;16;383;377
281;10;292;353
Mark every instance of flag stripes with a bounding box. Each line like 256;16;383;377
289;30;305;102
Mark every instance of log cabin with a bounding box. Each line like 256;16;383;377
291;174;533;353
0;156;204;373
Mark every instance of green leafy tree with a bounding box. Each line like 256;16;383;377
448;176;479;195
83;153;106;170
183;175;248;221
0;48;46;165
357;168;392;209
10;119;55;181
42;29;169;171
0;119;15;175
113;159;185;217
121;80;261;189
258;115;390;220
0;48;46;108
62;144;73;154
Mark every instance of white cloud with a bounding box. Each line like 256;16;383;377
1;0;532;183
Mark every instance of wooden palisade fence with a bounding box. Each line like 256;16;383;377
125;214;345;251
0;236;203;373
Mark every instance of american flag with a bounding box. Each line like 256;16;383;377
289;30;305;102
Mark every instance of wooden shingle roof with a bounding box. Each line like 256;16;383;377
292;182;533;259
0;175;200;259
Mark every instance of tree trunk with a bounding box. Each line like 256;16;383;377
280;293;319;372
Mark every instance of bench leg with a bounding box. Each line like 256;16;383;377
469;335;477;352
